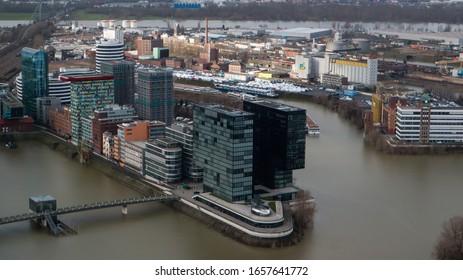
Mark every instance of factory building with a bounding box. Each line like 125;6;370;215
293;53;378;86
271;28;332;41
370;30;463;45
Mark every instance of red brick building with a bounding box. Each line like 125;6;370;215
90;105;138;154
49;106;71;138
165;57;185;69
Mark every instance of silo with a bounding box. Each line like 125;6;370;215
101;20;109;28
316;44;326;52
130;20;138;28
327;40;348;52
122;20;130;28
109;20;116;28
352;38;371;52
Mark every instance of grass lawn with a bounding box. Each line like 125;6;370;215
70;10;168;21
0;13;32;20
268;201;276;212
140;16;165;20
71;9;110;20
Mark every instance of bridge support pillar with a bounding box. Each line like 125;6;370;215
122;205;128;215
41;219;47;228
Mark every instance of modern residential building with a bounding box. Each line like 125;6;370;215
136;68;174;125
395;106;463;143
21;47;49;120
193;104;254;202
149;120;166;138
166;123;203;181
144;137;182;183
95;39;124;72
61;74;114;144
36;96;61;126
82;105;138;153
100;60;136;106
243;100;306;199
114;120;166;172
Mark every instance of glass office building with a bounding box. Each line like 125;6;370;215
21;47;48;120
193;104;254;202
243;99;306;190
100;60;135;106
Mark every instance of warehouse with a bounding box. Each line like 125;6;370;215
370;30;463;45
271;28;332;41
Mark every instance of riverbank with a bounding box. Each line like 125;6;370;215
10;130;308;247
280;92;463;155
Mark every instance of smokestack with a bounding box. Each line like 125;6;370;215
205;17;209;45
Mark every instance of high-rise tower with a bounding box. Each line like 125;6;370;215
243;99;306;195
193;104;254;202
100;60;135;106
21;47;48;120
135;68;174;125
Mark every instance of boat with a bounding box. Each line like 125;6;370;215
5;141;17;149
214;83;279;98
306;116;320;136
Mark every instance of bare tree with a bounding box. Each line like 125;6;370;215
292;189;316;233
432;216;463;260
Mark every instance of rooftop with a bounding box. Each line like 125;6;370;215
197;192;284;223
246;99;305;112
197;104;254;117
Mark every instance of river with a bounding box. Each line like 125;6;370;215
1;98;463;259
2;19;463;33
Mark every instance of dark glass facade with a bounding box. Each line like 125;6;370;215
193;104;254;202
243;100;306;189
136;68;174;125
21;47;48;120
100;60;135;106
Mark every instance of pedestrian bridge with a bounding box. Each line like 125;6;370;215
0;195;179;226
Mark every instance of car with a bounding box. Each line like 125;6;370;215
180;183;191;190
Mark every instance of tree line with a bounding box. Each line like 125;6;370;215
79;3;463;24
4;2;463;24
